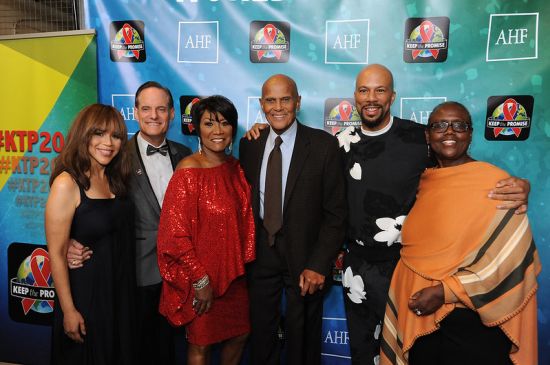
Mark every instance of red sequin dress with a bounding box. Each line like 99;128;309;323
157;157;255;345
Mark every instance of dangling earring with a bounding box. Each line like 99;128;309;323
197;137;202;154
225;140;233;155
427;144;431;157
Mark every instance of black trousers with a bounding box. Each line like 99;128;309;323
248;228;324;365
409;308;513;365
135;283;175;365
342;253;398;365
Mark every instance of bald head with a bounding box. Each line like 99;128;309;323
355;64;394;91
260;74;301;134
262;74;299;99
354;64;396;131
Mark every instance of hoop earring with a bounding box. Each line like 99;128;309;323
225;140;233;155
197;137;202;154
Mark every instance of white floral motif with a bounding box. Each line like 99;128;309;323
373;215;406;247
374;355;380;365
337;126;360;153
342;267;366;304
349;163;362;180
355;239;365;246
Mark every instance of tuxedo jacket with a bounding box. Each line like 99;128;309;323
239;122;347;286
127;132;192;287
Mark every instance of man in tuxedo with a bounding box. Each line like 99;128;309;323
239;74;347;365
68;81;191;364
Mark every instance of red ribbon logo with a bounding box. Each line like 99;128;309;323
493;98;521;137
503;98;518;120
338;101;353;121
412;21;439;59
258;24;282;60
332;101;355;134
118;23;140;59
187;98;201;133
21;248;54;314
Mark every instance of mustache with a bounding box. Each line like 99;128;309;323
362;103;382;109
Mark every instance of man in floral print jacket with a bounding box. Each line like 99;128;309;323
337;64;530;365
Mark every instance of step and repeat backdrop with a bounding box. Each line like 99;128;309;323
84;1;549;363
1;0;548;364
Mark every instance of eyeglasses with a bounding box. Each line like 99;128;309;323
428;120;471;133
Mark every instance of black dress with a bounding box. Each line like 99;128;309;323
51;185;135;365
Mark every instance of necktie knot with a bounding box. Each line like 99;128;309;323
274;136;283;148
146;144;169;156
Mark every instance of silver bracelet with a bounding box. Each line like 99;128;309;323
193;275;209;290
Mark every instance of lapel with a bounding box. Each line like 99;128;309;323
129;132;161;213
284;121;310;211
167;139;186;169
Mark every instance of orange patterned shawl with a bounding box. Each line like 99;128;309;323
381;162;540;365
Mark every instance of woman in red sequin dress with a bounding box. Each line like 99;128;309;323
157;95;255;365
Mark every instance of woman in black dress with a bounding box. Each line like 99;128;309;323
46;104;135;364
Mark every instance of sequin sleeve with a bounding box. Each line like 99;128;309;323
238;164;256;264
157;169;207;294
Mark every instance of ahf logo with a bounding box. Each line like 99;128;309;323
325;19;370;64
486;13;539;62
111;94;139;135
178;21;219;63
400;97;447;125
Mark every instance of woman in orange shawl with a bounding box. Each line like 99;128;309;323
380;102;540;365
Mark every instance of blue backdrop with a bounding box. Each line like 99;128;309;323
1;1;546;364
83;1;549;363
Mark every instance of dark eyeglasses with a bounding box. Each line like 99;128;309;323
428;120;471;133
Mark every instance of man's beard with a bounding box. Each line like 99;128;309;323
359;105;387;130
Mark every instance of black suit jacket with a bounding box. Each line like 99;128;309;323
239;122;347;286
127;132;192;286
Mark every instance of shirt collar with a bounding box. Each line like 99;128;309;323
137;132;167;154
360;116;394;136
268;119;298;146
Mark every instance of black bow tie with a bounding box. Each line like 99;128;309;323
146;144;169;156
